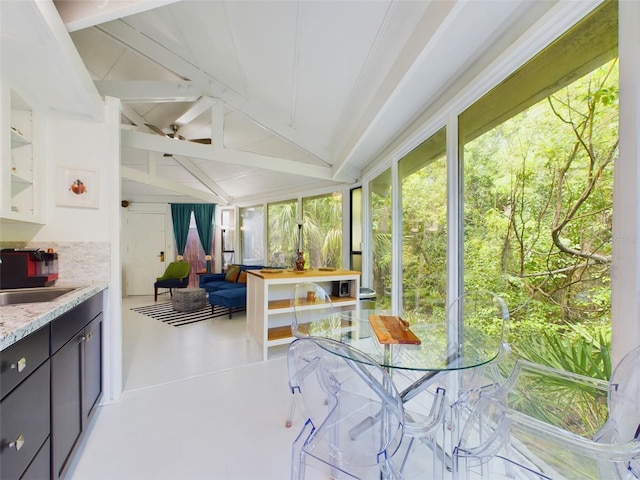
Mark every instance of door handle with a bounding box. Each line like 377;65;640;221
159;251;165;262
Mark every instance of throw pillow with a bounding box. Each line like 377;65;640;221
225;265;241;282
237;271;248;284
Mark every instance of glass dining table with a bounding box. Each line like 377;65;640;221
294;308;505;402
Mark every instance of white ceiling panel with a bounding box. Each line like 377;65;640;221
21;0;563;204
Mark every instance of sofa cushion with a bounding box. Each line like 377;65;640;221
216;282;246;290
225;265;242;282
237;271;248;284
200;280;229;293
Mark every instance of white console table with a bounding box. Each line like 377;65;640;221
246;269;361;360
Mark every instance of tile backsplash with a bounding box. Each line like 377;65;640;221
0;241;110;285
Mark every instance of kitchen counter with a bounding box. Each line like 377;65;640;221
0;281;108;351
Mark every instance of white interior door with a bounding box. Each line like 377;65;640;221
126;212;168;296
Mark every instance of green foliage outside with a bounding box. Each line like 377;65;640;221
266;59;618;383
395;59;618;378
267;194;343;269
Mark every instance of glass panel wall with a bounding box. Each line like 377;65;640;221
459;1;617;367
370;168;392;309
301;192;342;269
350;187;363;273
220;208;235;269
240;206;264;265
267;200;298;268
399;128;447;315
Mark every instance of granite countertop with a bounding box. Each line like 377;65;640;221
0;281;108;351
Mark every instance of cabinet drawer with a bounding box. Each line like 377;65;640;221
51;293;102;354
0;360;50;480
0;325;49;400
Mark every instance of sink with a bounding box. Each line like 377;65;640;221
0;286;78;306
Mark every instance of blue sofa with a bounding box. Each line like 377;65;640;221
199;265;263;318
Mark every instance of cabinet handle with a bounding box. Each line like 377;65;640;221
81;332;94;343
5;434;25;451
10;357;26;373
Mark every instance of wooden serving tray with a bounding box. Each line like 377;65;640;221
368;315;421;345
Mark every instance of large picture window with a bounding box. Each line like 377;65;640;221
371;168;392;309
267;200;299;268
301;192;342;269
240;206;264;265
458;1;617;367
400;128;447;314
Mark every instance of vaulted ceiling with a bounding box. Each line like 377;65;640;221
49;0;557;205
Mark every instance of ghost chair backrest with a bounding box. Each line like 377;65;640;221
290;337;405;479
290;282;336;338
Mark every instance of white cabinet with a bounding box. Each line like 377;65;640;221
1;86;44;223
247;269;360;360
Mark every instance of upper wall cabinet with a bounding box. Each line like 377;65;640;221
0;85;44;224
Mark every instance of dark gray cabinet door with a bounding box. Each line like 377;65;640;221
82;313;103;426
51;332;83;480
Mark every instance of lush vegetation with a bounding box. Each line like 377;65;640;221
265;59;618;380
397;59;618;378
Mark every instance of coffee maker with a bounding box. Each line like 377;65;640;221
0;248;59;289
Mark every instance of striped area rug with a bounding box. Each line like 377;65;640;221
131;302;213;327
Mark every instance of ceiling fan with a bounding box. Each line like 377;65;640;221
145;123;212;156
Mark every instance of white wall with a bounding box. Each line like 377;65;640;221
1;111;112;242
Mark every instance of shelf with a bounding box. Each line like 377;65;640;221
10;128;30;148
11;170;32;185
267;325;294;343
267;295;357;312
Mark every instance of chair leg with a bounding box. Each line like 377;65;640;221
154;287;158;302
285;393;297;428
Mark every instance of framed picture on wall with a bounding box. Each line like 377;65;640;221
57;167;100;208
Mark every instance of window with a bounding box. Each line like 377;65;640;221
301;192;342;269
400;128;447;314
267;200;298;267
370;168;392;309
240;206;264;265
458;1;617;361
220;208;235;270
350;187;363;272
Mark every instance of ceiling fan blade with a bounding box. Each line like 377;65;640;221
145;123;168;137
189;138;212;144
163;153;173;157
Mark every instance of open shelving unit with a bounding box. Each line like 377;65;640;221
246;269;361;360
1;86;43;223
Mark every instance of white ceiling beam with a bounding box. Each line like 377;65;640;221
55;0;181;33
27;1;105;121
98;20;331;163
94;80;202;103
122;129;355;183
121;166;222;203
172;156;230;204
330;1;457;179
211;99;224;149
174;96;214;127
122;129;214;158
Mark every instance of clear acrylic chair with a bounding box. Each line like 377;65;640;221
392;291;511;453
288;337;405;479
453;346;640;479
290;282;337;339
286;282;338;428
